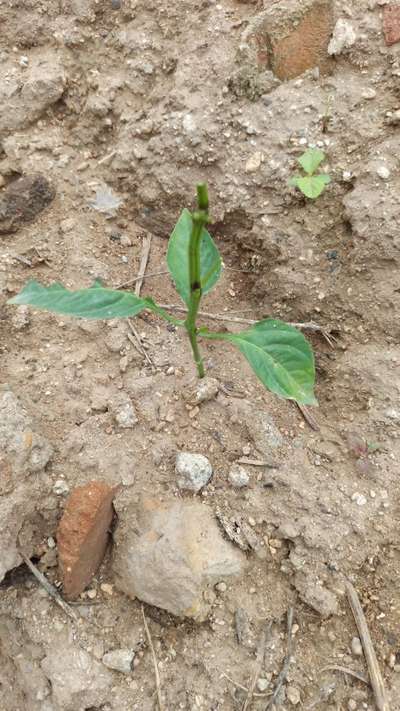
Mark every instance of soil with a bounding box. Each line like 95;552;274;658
1;1;400;710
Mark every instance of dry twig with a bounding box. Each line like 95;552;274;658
320;665;369;685
142;605;164;711
127;319;155;370
346;581;390;711
115;270;169;290
296;403;320;431
135;233;152;297
18;550;79;623
243;622;273;711
237;458;279;468
264;608;294;710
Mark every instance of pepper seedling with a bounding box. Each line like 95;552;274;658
290;147;331;199
8;184;317;405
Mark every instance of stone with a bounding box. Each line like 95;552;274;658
376;165;390;180
41;642;112;710
383;4;400;46
113;498;245;620
175;452;213;492
53;479;70;496
328;19;356;55
257;678;270;692
228;464;250;488
0;175;55;234
57;481;118;599
102;649;135;674
351;636;363;656
192;376;219;404
11;306;30;331
287;685;301;705
0;388;53;582
240;0;334;81
0;57;66;137
113;397;138;429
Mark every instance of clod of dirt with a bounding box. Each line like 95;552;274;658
0;388;53;582
57;481;118;599
0;174;55;234
383;3;400;46
175;452;213;492
112;498;245;620
41;642;113;711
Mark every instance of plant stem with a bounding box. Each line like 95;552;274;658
185;183;209;378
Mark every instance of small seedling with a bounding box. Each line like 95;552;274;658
290;147;331;199
8;184;317;405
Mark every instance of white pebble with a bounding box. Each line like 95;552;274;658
351;636;363;656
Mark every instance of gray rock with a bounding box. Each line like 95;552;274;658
228;465;250;488
0;388;53;582
175;452;212;492
113;498;245;620
328;19;356;55
41;643;112;710
102;649;135;674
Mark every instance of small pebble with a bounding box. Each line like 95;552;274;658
351;636;363;656
348;700;357;711
102;648;135;674
100;583;114;596
351;493;367;506
87;589;97;599
53;479;70;495
47;537;56;549
376;165;390;180
228;465;249;488
257;678;270;692
286;685;301;705
215;582;227;593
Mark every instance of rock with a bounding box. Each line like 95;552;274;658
11;305;30;331
112;396;138;429
245;152;263;173
57;481;118;599
192;376;219;404
257;678;270;692
376;165;390;180
351;636;363;656
240;0;334;81
0;175;55;234
328;19;356;55
102;649;135;674
0;388;53;582
383;4;400;46
113;498;245;620
53;479;70;496
0;57;66;136
287;685;301;705
294;574;339;618
228;465;250;488
175;452;213;492
41;642;112;710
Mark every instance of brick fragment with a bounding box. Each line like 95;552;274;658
383;4;400;46
57;481;118;599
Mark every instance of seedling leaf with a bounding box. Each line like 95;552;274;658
295;174;330;199
215;319;317;405
298;148;325;175
167;208;222;307
8;280;147;319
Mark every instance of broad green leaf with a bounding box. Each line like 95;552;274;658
298;147;325;175
207;319;317;405
295;174;330;199
8;280;147;319
167;208;222;307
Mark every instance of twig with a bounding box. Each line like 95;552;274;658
237;457;279;468
243;622;273;711
142;605;163;711
97;150;116;166
127;319;155;370
264;607;294;710
296;403;320;431
135;233;152;297
18;550;79;623
115;270;169;290
346;581;390;711
13;254;33;267
221;673;271;698
320;665;369;685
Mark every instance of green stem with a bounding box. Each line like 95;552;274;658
185;183;209;378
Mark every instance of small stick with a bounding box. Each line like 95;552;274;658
346;581;390;711
18;550;79;623
320;665;369;685
115;270;169;290
142;605;163;711
127;319;155;370
237;457;279;468
135;233;152;297
243;622;273;711
264;607;294;710
97;150;116;166
296;403;320;431
221;673;271;698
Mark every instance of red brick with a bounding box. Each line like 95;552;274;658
57;481;118;599
383;4;400;46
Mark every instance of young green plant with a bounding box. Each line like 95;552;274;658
290;147;331;199
8;184;317;405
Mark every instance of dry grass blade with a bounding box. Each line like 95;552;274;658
237;458;279;468
346;581;390;711
142;605;164;711
320;665;369;685
135;233;152;297
296;403;320;431
18;550;79;623
243;622;273;710
127;319;155;371
264;607;294;710
115;270;169;290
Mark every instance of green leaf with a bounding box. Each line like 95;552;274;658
298;147;326;175
208;319;317;405
8;280;147;320
167;208;222;306
295;174;330;199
